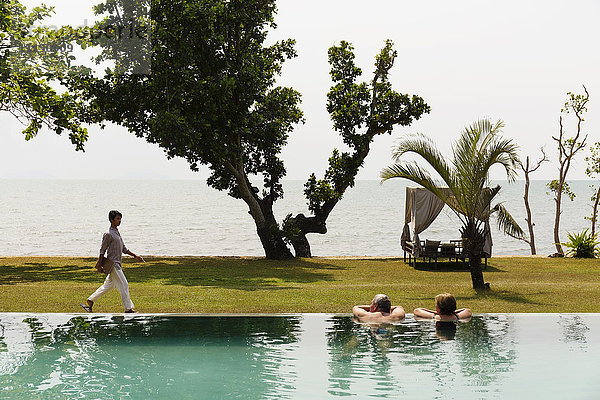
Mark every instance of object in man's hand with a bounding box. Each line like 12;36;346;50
98;258;114;274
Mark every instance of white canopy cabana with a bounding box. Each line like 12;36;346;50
400;187;492;258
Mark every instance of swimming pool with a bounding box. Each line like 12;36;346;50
0;313;599;399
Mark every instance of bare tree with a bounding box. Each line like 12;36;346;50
515;148;548;254
585;142;600;236
548;86;590;256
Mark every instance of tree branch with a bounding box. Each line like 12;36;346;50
528;147;548;173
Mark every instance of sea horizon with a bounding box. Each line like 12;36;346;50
1;179;597;258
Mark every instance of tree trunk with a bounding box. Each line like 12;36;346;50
290;234;312;258
469;255;486;290
286;213;327;258
592;186;600;237
461;221;489;290
523;169;536;255
553;186;564;255
225;162;294;260
256;217;294;259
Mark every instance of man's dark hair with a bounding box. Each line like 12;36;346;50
108;210;122;222
372;294;391;313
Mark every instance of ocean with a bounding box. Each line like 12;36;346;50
0;179;596;257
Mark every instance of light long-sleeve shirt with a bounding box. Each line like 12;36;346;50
99;227;129;269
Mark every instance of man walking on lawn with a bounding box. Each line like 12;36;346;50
81;210;145;313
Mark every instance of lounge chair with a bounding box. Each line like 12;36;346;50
421;239;441;264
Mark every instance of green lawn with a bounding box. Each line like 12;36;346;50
0;256;599;313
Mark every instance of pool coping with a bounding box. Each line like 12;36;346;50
2;312;600;317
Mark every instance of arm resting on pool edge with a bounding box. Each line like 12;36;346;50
413;307;472;320
413;308;436;319
353;305;406;320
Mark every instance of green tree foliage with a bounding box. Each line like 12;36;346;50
282;40;430;257
0;0;89;149
380;119;524;290
546;180;576;201
86;0;151;75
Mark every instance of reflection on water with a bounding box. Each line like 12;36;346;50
559;315;590;349
435;320;457;340
325;316;518;398
456;315;517;387
0;315;301;399
0;314;599;399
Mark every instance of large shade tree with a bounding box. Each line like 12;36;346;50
68;0;429;259
69;0;303;259
380;119;524;290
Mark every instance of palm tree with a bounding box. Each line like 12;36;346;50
381;119;524;290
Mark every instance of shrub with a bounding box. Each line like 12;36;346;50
563;229;599;258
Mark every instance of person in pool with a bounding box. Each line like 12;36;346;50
353;294;406;323
413;293;472;321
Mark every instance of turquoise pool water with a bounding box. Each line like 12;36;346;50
0;313;599;399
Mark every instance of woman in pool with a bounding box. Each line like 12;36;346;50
413;293;472;321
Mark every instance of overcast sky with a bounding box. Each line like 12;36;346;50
2;0;599;181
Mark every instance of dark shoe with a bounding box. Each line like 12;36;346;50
124;309;138;313
80;303;92;312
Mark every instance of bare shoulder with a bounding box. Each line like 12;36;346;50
352;306;370;318
389;307;406;320
353;311;383;322
355;313;404;324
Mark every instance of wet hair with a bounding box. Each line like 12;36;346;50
108;210;122;222
372;294;391;313
435;293;457;315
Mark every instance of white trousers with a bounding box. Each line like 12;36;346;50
88;267;135;310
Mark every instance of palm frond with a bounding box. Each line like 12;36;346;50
452;119;504;201
380;162;455;208
478;137;520;183
472;185;501;220
478;119;505;150
392;134;454;188
492;203;525;239
453;119;501;169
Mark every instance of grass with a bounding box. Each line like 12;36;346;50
0;256;599;313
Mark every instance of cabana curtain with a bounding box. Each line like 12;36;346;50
401;187;446;257
400;187;493;258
